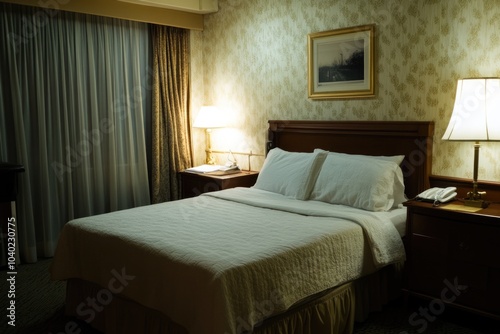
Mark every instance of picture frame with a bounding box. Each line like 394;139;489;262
308;24;375;99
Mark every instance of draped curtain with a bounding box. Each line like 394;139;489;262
0;4;151;262
151;26;193;203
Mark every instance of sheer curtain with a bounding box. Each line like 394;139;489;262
0;4;151;262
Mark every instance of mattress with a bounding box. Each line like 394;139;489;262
50;187;405;334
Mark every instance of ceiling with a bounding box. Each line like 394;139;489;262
118;0;218;14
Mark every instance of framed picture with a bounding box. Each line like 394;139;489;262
308;24;375;99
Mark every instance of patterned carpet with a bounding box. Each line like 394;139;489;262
1;258;497;334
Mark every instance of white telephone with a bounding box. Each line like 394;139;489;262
416;187;457;205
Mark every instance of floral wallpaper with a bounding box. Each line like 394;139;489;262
190;0;500;182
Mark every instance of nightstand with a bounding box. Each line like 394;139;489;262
403;200;500;319
179;170;259;199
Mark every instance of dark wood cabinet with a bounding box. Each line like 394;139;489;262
403;200;500;319
0;163;24;268
179;170;259;199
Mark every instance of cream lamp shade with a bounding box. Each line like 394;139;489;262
193;106;226;164
193;106;226;129
442;78;500;141
442;77;500;207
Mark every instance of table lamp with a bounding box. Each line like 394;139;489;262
193;106;226;165
442;77;500;207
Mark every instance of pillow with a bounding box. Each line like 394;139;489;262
253;148;327;200
314;150;407;208
310;152;405;211
314;149;404;164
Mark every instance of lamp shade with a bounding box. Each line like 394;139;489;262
193;106;227;129
442;78;500;141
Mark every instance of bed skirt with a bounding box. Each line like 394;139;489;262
64;263;402;334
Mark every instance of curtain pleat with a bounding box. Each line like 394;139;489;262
0;4;151;262
151;25;192;203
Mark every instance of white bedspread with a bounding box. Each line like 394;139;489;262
51;187;405;334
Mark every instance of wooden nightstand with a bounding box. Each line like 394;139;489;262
403;200;500;319
179;170;259;199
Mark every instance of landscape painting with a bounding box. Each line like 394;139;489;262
308;24;375;99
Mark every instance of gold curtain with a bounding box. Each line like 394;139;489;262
151;25;193;203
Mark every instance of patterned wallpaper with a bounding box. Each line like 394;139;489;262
190;0;500;182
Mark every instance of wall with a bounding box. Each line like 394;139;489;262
191;0;500;181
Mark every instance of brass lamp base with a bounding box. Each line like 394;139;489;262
205;149;216;165
464;188;488;208
464;143;488;209
464;199;488;208
204;128;216;165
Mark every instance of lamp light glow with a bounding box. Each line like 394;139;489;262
193;106;227;129
442;78;500;207
193;106;227;165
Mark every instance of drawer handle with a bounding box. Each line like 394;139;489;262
458;242;470;251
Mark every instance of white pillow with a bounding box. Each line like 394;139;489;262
314;149;404;165
310;152;405;211
314;150;406;208
253;148;327;200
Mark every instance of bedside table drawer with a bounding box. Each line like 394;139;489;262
487;269;500;313
411;234;446;262
408;234;447;296
411;213;448;239
447;261;488;292
408;258;446;296
404;200;500;319
449;223;500;268
446;262;500;314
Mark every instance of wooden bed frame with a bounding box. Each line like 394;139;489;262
63;120;435;334
267;120;434;198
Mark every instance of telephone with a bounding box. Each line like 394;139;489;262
416;187;457;205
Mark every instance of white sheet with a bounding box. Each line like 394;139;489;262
51;187;405;334
386;206;407;236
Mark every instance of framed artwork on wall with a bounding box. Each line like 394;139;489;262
308;24;375;99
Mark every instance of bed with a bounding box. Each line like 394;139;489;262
50;120;434;334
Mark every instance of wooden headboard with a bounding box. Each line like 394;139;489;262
267;120;435;199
